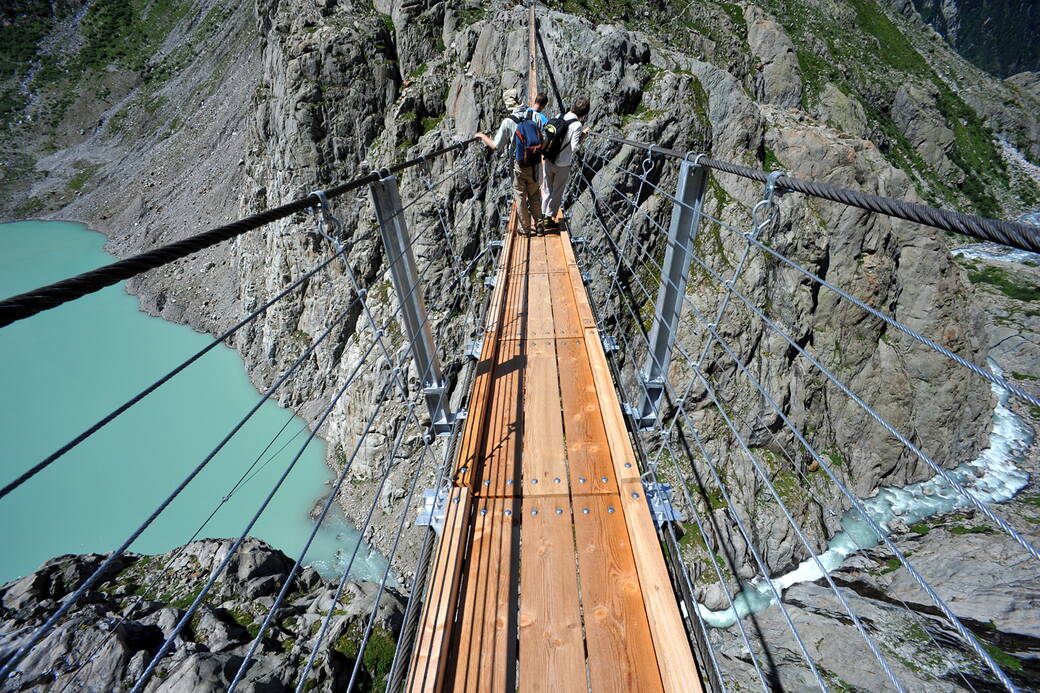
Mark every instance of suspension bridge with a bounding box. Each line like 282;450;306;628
1;6;1039;692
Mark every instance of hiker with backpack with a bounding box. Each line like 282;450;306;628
475;88;545;235
540;96;590;231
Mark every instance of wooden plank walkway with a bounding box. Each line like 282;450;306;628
407;222;703;692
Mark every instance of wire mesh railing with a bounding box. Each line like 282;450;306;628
564;133;1038;692
0;140;515;693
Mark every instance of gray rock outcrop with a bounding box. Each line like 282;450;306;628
744;5;803;110
0;539;402;692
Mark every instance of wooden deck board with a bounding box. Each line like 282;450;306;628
572;494;664;693
511;273;554;340
520;338;568;493
518;495;587;692
556;338;619;497
446;496;520;692
473;337;524;497
527;235;548;274
548;272;583;339
544;234;568;274
581;327;703;692
407;487;472;693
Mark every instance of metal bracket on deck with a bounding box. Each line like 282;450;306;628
570;235;588;245
580;271;592;284
417;487;450;534
484;276;497;288
643;481;684;529
465;339;484;360
602;335;620;354
488;239;504;250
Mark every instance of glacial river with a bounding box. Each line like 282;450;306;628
0;221;386;584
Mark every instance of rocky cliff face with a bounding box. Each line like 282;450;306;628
3;0;1040;689
0;539;403;692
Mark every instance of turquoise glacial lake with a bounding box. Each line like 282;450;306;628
0;220;385;584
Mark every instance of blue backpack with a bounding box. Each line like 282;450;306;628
510;111;543;168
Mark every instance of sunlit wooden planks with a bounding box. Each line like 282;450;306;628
406;486;472;693
572;494;664;692
520;338;568;491
445;496;520;692
543;233;568;275
568;241;704;691
470;337;524;497
518;495;587;692
556;338;618;497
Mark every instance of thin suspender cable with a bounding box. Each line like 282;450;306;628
0;290;366;683
2;163;466;502
134;202;464;691
572;163;906;691
589;149;1040;410
14;202;448;685
567;174;779;690
419;159;464;278
581;152;1040;564
686;237;1040;563
128;327;386;692
239;242;473;690
226;373;400;691
311;204;407;398
291;400;424;692
344;430;438;693
677;249;1022;688
533;18;565;114
581;166;1022;689
54;410;301;692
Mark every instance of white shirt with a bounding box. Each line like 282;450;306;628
553;112;583;167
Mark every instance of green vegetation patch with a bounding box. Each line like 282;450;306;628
949;524;993;535
78;0;192;76
981;641;1023;672
458;7;486;26
967;266;1040;302
845;0;928;75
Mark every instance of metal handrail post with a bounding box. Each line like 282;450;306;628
370;174;456;435
637;159;708;429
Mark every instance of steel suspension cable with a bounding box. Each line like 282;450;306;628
588;148;1040;410
578;151;1040;564
0;139;477;327
585;131;1040;253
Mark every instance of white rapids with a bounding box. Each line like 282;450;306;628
696;362;1034;628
